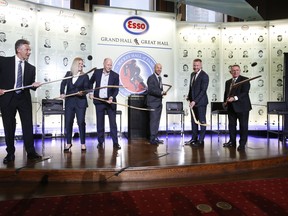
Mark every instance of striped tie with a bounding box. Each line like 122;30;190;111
16;60;23;94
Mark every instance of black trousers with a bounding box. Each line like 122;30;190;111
228;109;249;146
0;92;36;155
148;103;162;141
95;103;118;144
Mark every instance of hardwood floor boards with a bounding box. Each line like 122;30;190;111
0;133;287;201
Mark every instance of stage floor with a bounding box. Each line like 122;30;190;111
0;133;288;201
0;133;287;170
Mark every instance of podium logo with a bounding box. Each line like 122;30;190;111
123;16;149;35
114;51;156;97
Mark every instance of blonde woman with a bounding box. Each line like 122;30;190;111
60;57;89;152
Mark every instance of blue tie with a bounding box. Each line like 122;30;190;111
16;61;22;94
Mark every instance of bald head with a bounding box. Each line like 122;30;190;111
103;58;113;73
154;63;162;76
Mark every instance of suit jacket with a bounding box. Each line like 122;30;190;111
224;75;252;113
187;70;209;107
146;73;163;108
0;56;36;107
60;71;89;108
89;68;119;105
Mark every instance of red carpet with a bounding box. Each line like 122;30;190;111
1;178;288;216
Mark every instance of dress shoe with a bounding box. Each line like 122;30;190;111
27;152;42;160
3;154;15;164
237;145;246;151
113;143;121;149
81;144;87;152
223;141;236;148
97;143;103;149
156;138;164;144
191;141;204;147
63;144;73;152
184;139;197;145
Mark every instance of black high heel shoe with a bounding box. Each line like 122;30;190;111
64;144;72;152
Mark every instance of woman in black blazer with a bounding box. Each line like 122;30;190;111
60;57;89;152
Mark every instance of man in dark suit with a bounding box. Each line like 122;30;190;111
185;58;209;147
60;57;90;152
89;58;121;149
0;39;42;164
146;63;166;145
223;64;252;151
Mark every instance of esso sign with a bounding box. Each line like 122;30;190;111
123;16;149;35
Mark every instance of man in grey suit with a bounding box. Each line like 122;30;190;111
146;63;167;145
185;58;209;147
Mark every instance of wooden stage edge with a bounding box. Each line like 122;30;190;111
0;156;287;183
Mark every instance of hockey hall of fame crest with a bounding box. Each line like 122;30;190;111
114;51;156;97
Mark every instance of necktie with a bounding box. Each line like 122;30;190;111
229;78;236;92
16;61;23;94
192;73;197;86
158;76;163;89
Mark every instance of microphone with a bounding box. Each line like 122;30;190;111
163;74;168;78
251;62;257;67
87;55;93;61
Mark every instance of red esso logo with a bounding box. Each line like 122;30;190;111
124;16;149;35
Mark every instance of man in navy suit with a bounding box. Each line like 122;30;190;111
60;57;90;152
0;39;42;164
223;64;252;151
185;58;209;147
89;58;121;149
146;63;167;145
